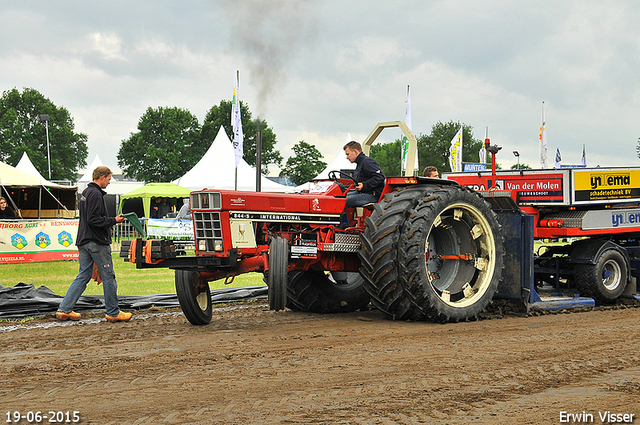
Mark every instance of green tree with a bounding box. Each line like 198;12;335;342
418;121;483;173
510;163;532;170
370;139;402;177
202;100;282;174
279;141;327;185
0;87;88;181
117;107;205;182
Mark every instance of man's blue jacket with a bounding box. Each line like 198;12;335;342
354;152;386;198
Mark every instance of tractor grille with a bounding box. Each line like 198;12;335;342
322;233;361;253
193;211;223;252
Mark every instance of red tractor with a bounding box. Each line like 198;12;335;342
123;122;508;325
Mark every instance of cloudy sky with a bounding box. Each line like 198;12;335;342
2;0;639;175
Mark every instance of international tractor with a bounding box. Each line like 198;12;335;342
122;122;640;325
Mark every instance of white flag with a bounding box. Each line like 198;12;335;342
554;145;561;168
449;127;463;172
401;85;418;173
539;101;548;168
232;71;244;168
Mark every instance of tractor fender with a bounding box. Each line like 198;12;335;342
568;239;630;272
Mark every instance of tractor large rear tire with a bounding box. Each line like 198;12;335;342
359;184;504;322
358;186;431;320
399;185;504;322
287;270;370;313
175;270;212;325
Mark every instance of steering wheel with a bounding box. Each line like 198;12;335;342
327;170;357;194
328;170;357;184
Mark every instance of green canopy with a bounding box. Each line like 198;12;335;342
118;182;191;218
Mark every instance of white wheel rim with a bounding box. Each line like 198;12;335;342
196;291;208;310
425;202;497;308
602;259;622;291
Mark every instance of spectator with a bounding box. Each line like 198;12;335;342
150;197;162;218
176;198;192;220
158;197;172;218
0;197;16;219
423;166;439;178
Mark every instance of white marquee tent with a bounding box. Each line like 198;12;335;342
295;134;356;191
77;154;109;185
77;154;143;195
15;152;48;181
173;128;291;192
0;161;77;218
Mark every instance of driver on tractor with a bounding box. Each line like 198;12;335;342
341;140;386;228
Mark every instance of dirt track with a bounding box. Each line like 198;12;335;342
2;301;640;425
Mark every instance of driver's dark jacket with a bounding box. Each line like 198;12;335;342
354;152;386;198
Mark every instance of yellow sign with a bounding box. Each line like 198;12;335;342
574;169;640;202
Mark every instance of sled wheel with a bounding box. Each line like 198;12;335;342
287;270;370;313
399;186;504;322
175;269;212;325
575;249;627;303
267;236;289;311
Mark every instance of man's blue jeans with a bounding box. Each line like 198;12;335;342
341;191;378;226
58;241;120;317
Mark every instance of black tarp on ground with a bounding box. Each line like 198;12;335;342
0;282;267;320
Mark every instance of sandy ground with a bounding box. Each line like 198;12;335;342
1;301;640;425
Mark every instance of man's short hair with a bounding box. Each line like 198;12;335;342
92;166;112;181
423;166;438;177
343;141;362;152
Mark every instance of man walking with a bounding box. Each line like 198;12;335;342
56;166;132;322
341;141;385;227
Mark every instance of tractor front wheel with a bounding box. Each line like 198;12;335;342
175;269;212;325
266;236;289;311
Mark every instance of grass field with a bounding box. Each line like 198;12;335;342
0;253;265;296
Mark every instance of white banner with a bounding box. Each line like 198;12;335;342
147;218;194;240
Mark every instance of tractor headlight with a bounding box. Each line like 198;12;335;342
198;240;207;251
213;240;223;252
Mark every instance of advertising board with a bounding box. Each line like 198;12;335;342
573;169;640;204
0;220;79;263
445;170;569;205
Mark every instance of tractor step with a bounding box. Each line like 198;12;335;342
322;233;361;253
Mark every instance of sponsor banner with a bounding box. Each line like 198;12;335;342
291;233;318;259
448;171;566;204
147;218;194;240
573;169;640;203
0;219;79;263
582;208;640;230
463;163;486;172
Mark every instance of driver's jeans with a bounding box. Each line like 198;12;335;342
341;191;378;226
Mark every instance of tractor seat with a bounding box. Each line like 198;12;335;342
362;203;376;211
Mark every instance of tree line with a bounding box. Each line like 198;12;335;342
1;87;496;185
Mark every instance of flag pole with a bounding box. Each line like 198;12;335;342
235;70;239;190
